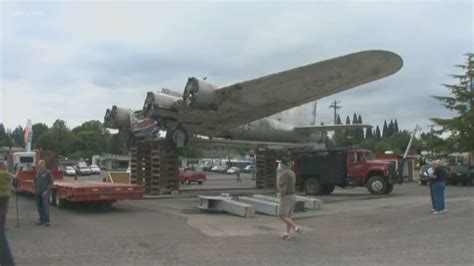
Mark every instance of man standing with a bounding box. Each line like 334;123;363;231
34;160;53;226
0;161;20;266
431;160;447;215
278;159;302;240
0;162;20;231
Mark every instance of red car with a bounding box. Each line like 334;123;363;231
179;170;206;185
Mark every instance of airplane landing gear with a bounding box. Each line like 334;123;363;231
166;126;188;149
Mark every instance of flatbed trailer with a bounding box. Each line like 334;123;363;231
16;170;144;208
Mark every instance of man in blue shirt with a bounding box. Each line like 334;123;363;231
34;160;53;226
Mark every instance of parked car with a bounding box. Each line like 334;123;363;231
64;166;76;176
242;165;255;173
89;164;101;174
201;165;213;171
212;165;228;173
226;166;241;175
418;165;431;185
448;164;471;186
76;165;91;176
179;170;206;184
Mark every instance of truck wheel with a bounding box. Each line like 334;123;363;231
367;176;387;195
304;178;321;195
383;184;394;194
419;180;427;186
320;184;335;195
197;180;203;185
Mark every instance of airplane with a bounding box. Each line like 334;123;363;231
104;50;403;149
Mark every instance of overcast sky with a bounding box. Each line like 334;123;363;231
1;0;472;135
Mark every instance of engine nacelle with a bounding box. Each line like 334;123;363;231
183;77;221;109
104;106;133;129
143;92;180;120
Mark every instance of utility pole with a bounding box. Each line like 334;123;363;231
428;124;434;159
311;101;317;125
329;100;342;124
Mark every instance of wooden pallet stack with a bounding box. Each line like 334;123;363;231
255;149;277;189
149;142;179;195
130;140;179;195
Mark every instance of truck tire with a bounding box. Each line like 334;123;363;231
304;178;322;195
383;184;394;194
197;180;203;185
367;176;387;195
320;184;335;195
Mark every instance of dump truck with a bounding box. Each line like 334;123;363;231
292;148;402;195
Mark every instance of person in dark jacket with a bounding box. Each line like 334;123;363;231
431;160;447;215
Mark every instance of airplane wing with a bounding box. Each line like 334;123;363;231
176;50;402;136
294;124;372;134
191;137;327;150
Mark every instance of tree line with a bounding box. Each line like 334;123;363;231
0;120;130;160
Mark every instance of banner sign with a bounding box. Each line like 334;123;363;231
130;112;160;138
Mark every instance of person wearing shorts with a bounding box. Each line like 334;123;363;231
278;159;302;240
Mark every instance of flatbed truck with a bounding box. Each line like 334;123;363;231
12;151;143;208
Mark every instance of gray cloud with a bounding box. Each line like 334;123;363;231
0;1;472;132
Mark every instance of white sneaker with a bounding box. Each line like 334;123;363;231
293;226;302;237
433;211;441;215
281;232;292;240
440;209;447;214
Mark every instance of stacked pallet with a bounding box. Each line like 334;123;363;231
130;141;179;195
255;149;277;189
149;142;179;195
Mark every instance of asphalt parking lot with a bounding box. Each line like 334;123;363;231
4;177;474;266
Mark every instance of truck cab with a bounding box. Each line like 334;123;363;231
12;151;37;171
293;148;400;196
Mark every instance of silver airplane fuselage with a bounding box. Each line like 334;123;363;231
219;118;323;143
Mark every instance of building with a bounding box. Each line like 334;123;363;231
92;154;130;170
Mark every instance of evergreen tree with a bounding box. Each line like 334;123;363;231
375;125;381;140
432;53;474;152
388;120;394;137
357;114;364;141
382;121;388;138
365;127;373;139
394;119;399;133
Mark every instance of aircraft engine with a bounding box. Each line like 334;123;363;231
183;77;221;109
143;92;180;119
104;106;133;129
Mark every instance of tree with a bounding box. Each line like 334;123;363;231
11;126;25;148
382;121;388;138
432;53;474;152
365;127;373;139
394;119;399;133
32;123;49;149
0;124;13;147
375;125;381;140
388;120;394;137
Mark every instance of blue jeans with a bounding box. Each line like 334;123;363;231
0;230;15;266
432;181;445;211
35;192;50;223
